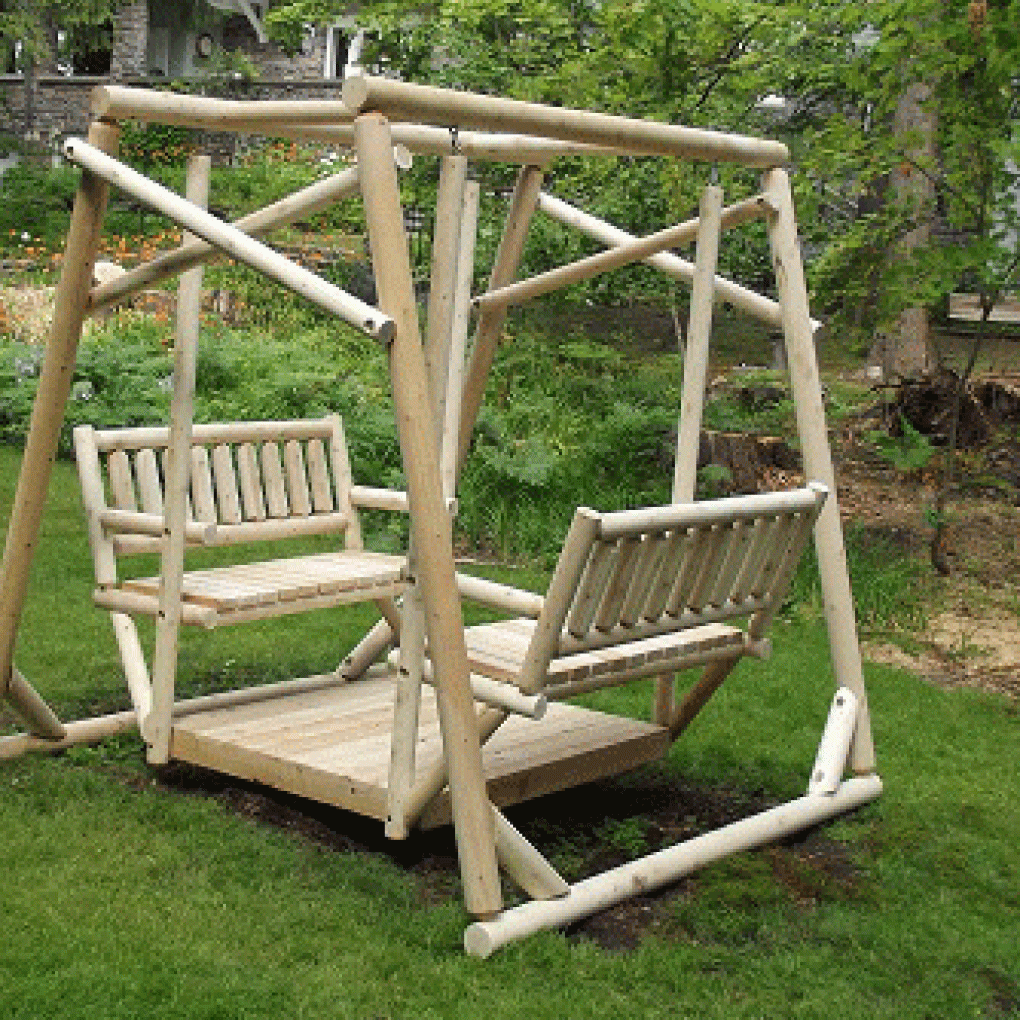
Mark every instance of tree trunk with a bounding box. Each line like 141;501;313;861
889;81;936;380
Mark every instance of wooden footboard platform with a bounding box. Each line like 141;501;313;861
170;672;669;830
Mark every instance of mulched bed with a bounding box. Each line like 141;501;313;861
152;762;867;952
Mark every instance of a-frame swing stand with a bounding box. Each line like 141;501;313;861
0;78;881;955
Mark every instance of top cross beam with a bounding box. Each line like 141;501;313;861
90;77;788;168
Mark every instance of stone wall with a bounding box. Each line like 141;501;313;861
0;77;100;145
110;1;148;80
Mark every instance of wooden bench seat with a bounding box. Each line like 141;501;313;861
454;485;829;702
75;415;409;628
74;415;411;743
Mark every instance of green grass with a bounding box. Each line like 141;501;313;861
1;447;1019;1018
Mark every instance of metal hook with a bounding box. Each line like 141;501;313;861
449;126;461;155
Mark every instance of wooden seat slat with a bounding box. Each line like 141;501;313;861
729;515;776;603
565;541;616;639
618;533;669;628
594;536;641;633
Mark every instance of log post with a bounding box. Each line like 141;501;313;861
657;184;724;725
147;154;209;764
425;154;468;445
0;120;118;733
457;166;544;473
762;168;876;773
354;112;502;917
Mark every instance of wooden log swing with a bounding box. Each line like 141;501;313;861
0;76;880;954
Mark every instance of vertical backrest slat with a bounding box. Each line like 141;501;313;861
565;540;617;639
594;536;642;633
236;443;266;522
666;525;714;617
749;515;799;599
260;441;289;519
284;440;312;518
212;444;242;525
306;438;335;514
618;533;670;628
749;509;819;639
107;451;137;512
704;520;751;607
160;450;194;522
328;414;361;549
729;515;779;603
190;446;217;523
642;528;690;621
134;448;163;516
687;523;733;611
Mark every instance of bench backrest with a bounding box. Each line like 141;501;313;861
516;484;827;693
74;415;363;585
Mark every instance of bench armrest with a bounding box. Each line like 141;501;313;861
350;486;458;516
98;509;216;545
455;573;545;618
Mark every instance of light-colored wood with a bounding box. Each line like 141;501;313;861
150;153;209;764
598;486;822;539
215;120;607;165
108;449;137;511
111;611;153;726
808;687;858;795
342;75;789;165
464;776;883;958
535;191;822;332
260;441;289;518
426;155;468;442
64;137;394;343
674;184;723;502
284;440;312;517
6;667;66;739
594;537;640;634
565;541;616;638
477;194;768;313
763;168;876;773
330;414;363;550
135;448;163;515
455;573;544;618
97;508;214;544
441;181;480;496
1;119;116;724
457;166;545;473
93;418;336;449
668;656;741;741
212;445;242;524
92;85;358;128
90;164;361;312
518;509;601;695
93;587;218;628
124;552;406;612
339;617;396;681
73;425;118;586
386;583;425;839
160;675;667;833
348;486;409;514
355;111;502;918
237;442;266;521
190;445;217;522
405;656;547;720
306;438;333;514
492;807;569;900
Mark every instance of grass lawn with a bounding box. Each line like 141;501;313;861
1;446;1018;1019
